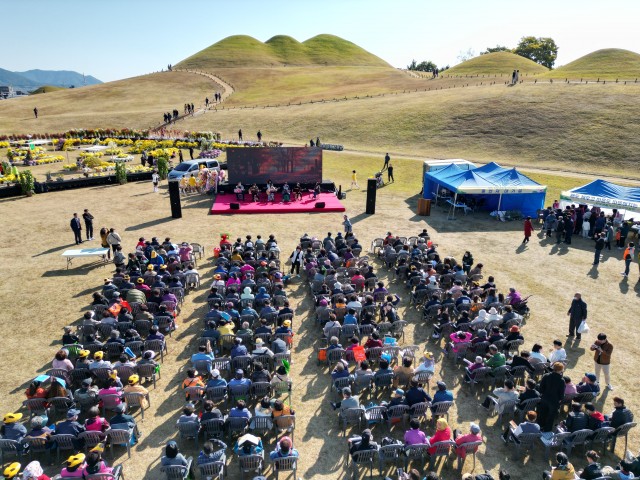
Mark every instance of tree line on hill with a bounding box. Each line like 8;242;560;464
408;35;559;72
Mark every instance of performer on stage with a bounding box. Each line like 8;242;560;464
313;182;321;199
293;183;302;201
234;182;245;200
282;183;291;202
249;184;260;202
266;183;277;202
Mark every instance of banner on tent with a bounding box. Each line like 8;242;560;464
560;192;640;211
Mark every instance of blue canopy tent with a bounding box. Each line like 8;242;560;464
423;163;546;218
561;179;640;216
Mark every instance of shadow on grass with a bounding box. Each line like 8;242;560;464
32;243;77;258
124;217;177;232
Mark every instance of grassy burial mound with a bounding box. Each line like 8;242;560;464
176;33;392;69
0;71;220;134
444;51;549;76
176;34;424;106
546;48;640;79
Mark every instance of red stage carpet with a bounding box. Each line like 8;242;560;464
210;192;345;215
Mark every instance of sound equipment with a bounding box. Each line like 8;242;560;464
168;180;182;219
230;203;240;210
366;178;377;214
315;202;325;208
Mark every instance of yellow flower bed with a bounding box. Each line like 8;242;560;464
35;156;65;165
99;138;134;146
175;141;198;148
104;147;124;156
79;151;104;159
149;147;178;157
0;173;17;184
0;141;10;149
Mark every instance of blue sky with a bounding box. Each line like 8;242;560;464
2;0;639;82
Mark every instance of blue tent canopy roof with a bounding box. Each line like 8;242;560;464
562;179;640;211
423;162;547;216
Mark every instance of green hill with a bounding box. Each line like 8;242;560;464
30;85;65;94
546;48;640;79
176;34;390;69
445;51;548;76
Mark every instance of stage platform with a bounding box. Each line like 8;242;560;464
209;192;345;215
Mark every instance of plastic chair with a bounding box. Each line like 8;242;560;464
226;416;249;438
513;432;542;459
431;401;453;422
176;421;200;450
565;429;594;456
238;454;263;480
377;444;403;475
201;418;226;439
198;460;225;480
349;449;376;480
273;415;296;440
456;440;483;471
136;363;160;389
404;443;430;470
51;434;76;463
427;440;456;470
341;408;365;437
540;431;571;460
106;428;132;458
78;431;105;453
161;455;193;479
123;392;149;420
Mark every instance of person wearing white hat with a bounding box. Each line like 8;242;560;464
487;307;502;323
205;369;228;389
252;338;274;358
414;351;436;374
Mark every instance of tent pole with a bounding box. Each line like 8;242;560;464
498;193;503;212
450;192;458;220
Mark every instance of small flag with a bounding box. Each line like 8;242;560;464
282;359;290;374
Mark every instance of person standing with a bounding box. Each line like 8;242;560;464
593;233;605;265
289;246;304;277
591;333;613;390
621;242;635;277
33;107;38;118
82;209;94;241
350;170;359;189
70;213;82;245
316;136;320;147
537;362;566;432
106;228;122;254
257;130;262;142
567;293;587;339
382;153;390;171
522;216;533;244
189;147;194;160
342;215;352;234
555;217;565;244
238;129;243;141
152;170;160;193
141;151;147;167
178;150;183;163
605;223;614;250
564;216;573;245
387;162;394;183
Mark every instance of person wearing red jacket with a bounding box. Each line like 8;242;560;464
522;216;533;244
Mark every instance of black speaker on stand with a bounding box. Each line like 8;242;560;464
365;178;377;214
168;180;182;219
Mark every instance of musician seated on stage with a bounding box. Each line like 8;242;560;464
234;182;245;200
293;183;302;201
249;184;260;202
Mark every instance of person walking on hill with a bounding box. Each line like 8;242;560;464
567;293;587;339
316;136;320;147
238;129;243;141
257;131;262;142
70;213;83;245
387;162;394;183
33;107;38;119
511;70;516;85
82;209;94;241
522;217;533;244
382;153;390;172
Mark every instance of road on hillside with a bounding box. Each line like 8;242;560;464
339;148;640;185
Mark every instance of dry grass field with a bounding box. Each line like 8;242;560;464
1;152;639;479
0;71;219;134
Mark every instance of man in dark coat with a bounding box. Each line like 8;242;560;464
555;217;565;244
564;216;574;244
70;213;82;245
567;293;587;339
537;362;566;432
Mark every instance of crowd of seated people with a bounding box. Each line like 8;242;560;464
163;231;300;478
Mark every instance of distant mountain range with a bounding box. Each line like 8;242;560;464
0;68;102;91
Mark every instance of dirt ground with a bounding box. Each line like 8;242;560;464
0;153;639;479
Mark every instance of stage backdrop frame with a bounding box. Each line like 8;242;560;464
227;147;323;185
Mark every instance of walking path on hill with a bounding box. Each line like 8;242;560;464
339;148;640;185
150;69;235;132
